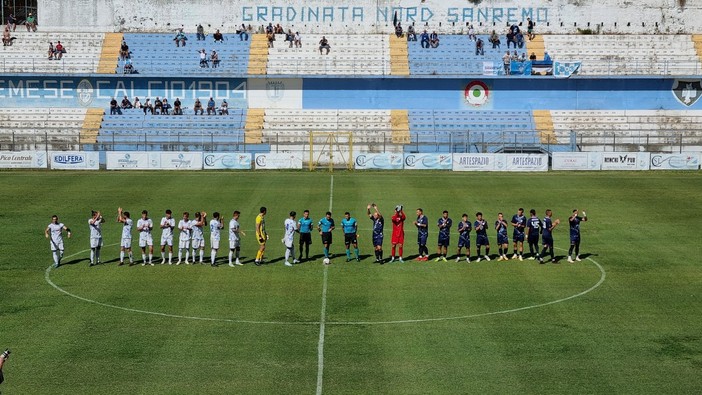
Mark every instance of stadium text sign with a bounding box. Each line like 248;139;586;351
354;153;403;170
49;151;99;170
600;152;650;170
552;152;601;171
649;153;700;170
0;151;46;169
254;153;303;169
403;153;452;170
106;152;203;170
204;153;252;170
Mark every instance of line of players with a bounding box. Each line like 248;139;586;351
46;204;588;268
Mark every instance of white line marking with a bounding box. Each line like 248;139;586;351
316;174;333;395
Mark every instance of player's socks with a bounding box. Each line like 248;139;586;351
90;249;95;264
568;245;575;257
346;249;351;259
324;247;329;258
142;254;146;264
149;253;153;264
199;250;204;263
128;252;133;263
354;248;359;259
211;250;216;265
391;246;396;257
574;244;580;256
285;248;291;262
168;252;172;264
228;251;233;264
53;251;60;266
96;247;101;263
120;251;125;263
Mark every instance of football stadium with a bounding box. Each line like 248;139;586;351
1;0;702;393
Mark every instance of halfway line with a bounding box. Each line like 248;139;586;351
316;175;333;395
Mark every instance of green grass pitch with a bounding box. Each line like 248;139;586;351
1;170;701;394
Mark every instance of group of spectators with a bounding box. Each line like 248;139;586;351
264;23;302;49
3;12;37;47
110;97;230;116
198;48;220;68
47;41;65;60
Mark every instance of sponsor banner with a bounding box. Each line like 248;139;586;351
0;151;47;168
452;153;497;171
203;153;252;170
482;62;499;76
354;153;403;170
106;151;203;170
49;151;99;170
159;152;203;170
504;154;548;172
553;61;581;78
552;152;601;171
403;153;452;170
600;152;651;170
106;152;150;169
650;153;701;170
254;153;303;169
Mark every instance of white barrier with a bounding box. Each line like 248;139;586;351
49;151;99;170
552;152;601;171
452;153;547;172
504;154;549;172
254;153;303;169
106;152;203;170
650;153;701;170
403;153;452;170
203;153;252;170
452;153;496;171
354;153;403;170
601;152;651;171
0;151;47;169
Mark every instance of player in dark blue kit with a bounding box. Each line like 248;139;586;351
568;209;588;262
297;210;313;261
456;213;472;262
511;208;526;260
413;208;429;261
318;211;335;262
495;213;509;261
367;203;385;263
474;212;491;261
540;209;560;263
341;211;360;262
526;209;542;260
435;210;452;261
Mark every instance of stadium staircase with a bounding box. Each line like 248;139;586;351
244;109;265;143
247;34;268;75
96;33;122;74
80;108;104;144
389;35;410;76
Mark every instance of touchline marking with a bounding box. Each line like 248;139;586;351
316;174;333;395
45;246;606;326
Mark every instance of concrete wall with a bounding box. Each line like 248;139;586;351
38;0;701;34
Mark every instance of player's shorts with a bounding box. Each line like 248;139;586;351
257;234;267;245
179;238;191;249
49;240;64;251
476;234;489;247
121;237;132;249
211;237;220;250
497;234;508;245
542;236;554;247
299;232;312;245
139;234;153;248
160;235;173;246
513;232;525;242
321;232;332;245
458;235;470;248
229;238;240;249
437;234;450;247
192;238;205;249
344;233;357;245
90;237;103;249
570;234;580;243
372;233;384;247
528;235;540;245
391;232;404;245
417;233;428;246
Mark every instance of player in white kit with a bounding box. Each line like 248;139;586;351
88;210;105;266
160;209;176;264
283;211;299;267
177;212;192;265
228;211;244;267
117;207;133;265
191;211;207;264
137;210;154;265
209;212;224;266
45;215;71;268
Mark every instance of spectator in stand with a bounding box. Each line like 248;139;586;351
2;27;13;47
266;31;275;48
123;57;135;74
511;50;518;61
219;100;229;115
529;52;537;61
527;18;535;41
211;50;219;68
213;29;224;43
110;97;122;115
420;30;430;48
143;98;153;114
503;51;511;75
406;24;417;41
506;30;515;49
173;98;182;115
510;23;520;35
429;31;440;48
206;97;216;115
174;29;187;47
193;98;203;115
265;23;274;34
196;24;205;41
294;32;302;48
154;97;163;115
121;96;133;109
133;97;142;109
543;51;552;62
475;37;484;56
467;24;476;41
199;49;209;68
319;36;330;55
395;22;403;38
274;24;284;34
162;98;171;115
237;24;249;41
489;30;500;48
119;40;129;60
516;31;524;48
284;29;294;48
6;14;16;31
54;41;64;60
25;12;37;32
47;42;54;59
519;52;527;62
